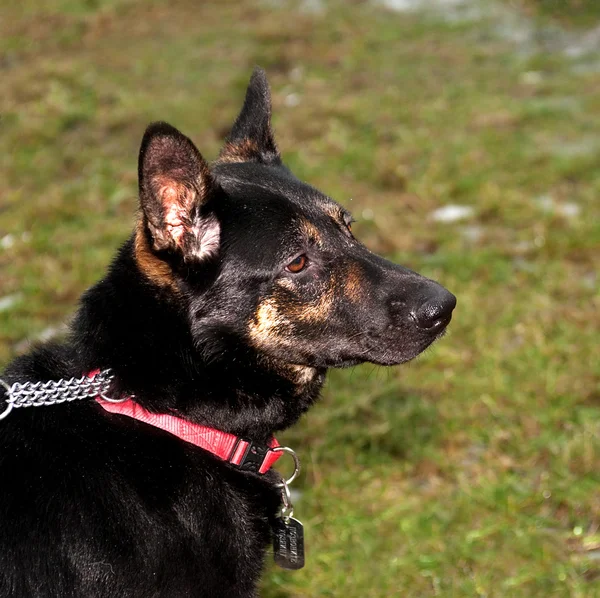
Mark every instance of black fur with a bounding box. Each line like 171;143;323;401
0;68;455;597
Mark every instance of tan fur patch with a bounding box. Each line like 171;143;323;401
258;354;318;390
134;221;177;290
250;296;321;390
248;298;291;350
293;282;335;323
218;138;260;164
344;263;364;302
321;201;343;221
264;276;336;329
276;278;296;291
300;219;323;247
289;364;318;385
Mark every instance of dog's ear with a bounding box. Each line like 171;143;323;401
218;67;280;164
138;122;220;260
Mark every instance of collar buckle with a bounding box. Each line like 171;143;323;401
229;439;271;473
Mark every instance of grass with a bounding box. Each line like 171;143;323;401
512;0;600;27
1;0;599;596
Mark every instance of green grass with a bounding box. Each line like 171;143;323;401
1;1;599;596
511;0;600;27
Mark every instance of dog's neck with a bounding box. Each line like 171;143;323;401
71;237;325;442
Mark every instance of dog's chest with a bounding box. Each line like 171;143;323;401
0;410;280;596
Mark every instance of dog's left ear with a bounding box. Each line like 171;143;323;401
138;122;220;261
218;67;281;164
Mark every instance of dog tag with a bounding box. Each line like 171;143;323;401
273;516;305;570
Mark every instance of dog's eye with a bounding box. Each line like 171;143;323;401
286;255;308;273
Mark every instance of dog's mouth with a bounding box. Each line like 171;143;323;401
278;315;452;371
363;330;449;368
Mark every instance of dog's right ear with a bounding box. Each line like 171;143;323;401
138;122;220;261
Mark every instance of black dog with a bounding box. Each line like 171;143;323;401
0;68;455;597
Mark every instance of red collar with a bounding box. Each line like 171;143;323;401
95;395;282;475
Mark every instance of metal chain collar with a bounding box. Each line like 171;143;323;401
0;369;115;421
0;368;301;514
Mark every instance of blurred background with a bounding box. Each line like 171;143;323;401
1;0;599;596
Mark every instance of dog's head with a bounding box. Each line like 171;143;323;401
134;68;455;381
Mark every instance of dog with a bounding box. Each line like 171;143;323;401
0;68;456;597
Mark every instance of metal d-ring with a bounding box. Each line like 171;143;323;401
271;446;301;487
98;387;130;404
0;378;14;421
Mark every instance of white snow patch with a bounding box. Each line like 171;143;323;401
1;232;31;250
1;235;15;250
563;25;600;58
284;93;301;108
559;203;581;218
300;0;325;13
535;195;581;218
459;225;484;242
381;0;470;14
430;204;474;223
0;294;22;312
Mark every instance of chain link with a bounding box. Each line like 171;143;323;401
0;370;114;420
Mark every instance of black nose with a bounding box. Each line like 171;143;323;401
413;287;456;330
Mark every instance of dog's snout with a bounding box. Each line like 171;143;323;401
413;287;456;330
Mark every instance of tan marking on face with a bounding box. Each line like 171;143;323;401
276;277;296;291
218;138;260;164
300;219;323;247
248;297;292;350
344;262;364;302
256;354;318;391
289;364;318;385
134;221;177;290
250;296;322;390
274;272;336;325
292;281;335;323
